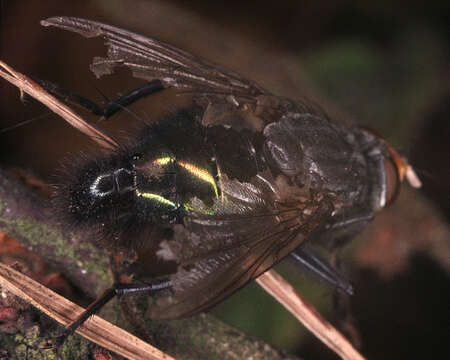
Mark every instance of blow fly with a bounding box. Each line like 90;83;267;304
35;17;421;341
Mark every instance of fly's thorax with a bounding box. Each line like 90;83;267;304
263;114;369;204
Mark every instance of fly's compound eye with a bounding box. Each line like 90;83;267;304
359;126;421;208
381;135;422;206
383;157;401;206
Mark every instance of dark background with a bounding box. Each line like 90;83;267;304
0;1;449;359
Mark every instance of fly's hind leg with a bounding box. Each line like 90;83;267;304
35;78;165;120
53;278;172;348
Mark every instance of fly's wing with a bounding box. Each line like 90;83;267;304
40;17;324;128
146;176;333;319
41;17;269;104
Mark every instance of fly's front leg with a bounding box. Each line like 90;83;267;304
290;247;354;295
290;208;375;294
35;78;165;120
53;278;172;347
321;210;375;249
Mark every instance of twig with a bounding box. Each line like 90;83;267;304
257;271;365;360
0;262;174;360
0;61;118;149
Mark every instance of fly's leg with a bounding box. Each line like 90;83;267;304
290;247;354;295
322;210;375;249
290;209;375;295
35;78;165;120
53;278;172;347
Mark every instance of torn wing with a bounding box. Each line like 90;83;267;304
41;17;269;104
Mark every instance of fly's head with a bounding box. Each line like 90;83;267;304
358;127;421;212
261;114;421;247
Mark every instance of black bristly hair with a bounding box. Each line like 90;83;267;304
53;107;204;249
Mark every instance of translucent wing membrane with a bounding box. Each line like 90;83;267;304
41;17;268;102
150;198;333;318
